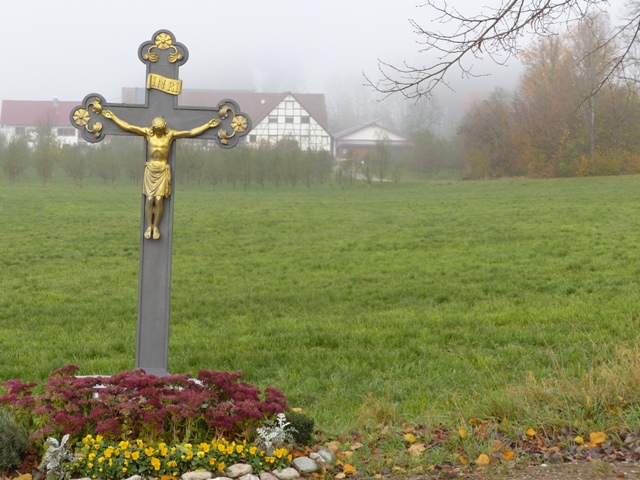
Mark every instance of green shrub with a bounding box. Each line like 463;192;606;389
286;411;315;446
0;409;29;473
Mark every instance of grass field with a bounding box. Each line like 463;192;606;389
2;174;640;438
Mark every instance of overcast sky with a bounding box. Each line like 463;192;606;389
0;0;628;126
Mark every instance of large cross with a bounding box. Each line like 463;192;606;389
70;30;251;376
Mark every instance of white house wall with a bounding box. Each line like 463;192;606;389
1;125;79;146
341;125;406;142
249;95;331;151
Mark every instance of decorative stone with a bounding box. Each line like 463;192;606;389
239;475;260;480
292;456;318;473
310;447;337;465
182;472;212;480
273;467;300;480
124;476;142;480
259;473;279;480
226;464;253;478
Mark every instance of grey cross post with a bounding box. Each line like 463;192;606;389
70;30;251;376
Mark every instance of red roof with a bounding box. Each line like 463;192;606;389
0;100;78;127
1;91;330;132
122;88;329;132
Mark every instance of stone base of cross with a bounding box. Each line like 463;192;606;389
70;30;251;376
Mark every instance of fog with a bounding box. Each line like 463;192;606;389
0;0;628;133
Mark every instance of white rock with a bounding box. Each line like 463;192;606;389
292;456;318;473
226;464;253;478
273;467;300;480
310;447;336;465
239;475;260;480
124;476;142;480
182;472;212;480
259;473;279;480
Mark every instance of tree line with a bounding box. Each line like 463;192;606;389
0;135;340;189
457;14;640;179
0;127;465;187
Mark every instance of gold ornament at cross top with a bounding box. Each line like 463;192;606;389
143;32;183;63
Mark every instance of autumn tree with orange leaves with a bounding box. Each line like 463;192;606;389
459;13;640;179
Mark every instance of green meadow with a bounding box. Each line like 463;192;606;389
2;174;640;437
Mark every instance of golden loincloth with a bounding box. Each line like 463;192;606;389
143;161;171;198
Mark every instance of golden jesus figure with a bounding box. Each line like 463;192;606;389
102;110;219;240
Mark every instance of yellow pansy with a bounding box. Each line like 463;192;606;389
131;451;140;461
119;441;129;450
151;457;161;471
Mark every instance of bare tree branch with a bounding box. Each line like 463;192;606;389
365;0;617;99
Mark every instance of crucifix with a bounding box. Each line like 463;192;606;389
70;30;251;376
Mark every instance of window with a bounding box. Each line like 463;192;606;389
269;116;278;123
249;134;257;143
285;117;294;124
15;126;26;136
57;128;76;137
301;116;310;124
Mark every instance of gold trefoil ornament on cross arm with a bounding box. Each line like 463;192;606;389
216;104;248;145
72;97;103;137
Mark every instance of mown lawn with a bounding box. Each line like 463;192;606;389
2;175;640;436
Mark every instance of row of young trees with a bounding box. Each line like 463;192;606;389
0;134;342;189
458;14;640;179
1;127;464;187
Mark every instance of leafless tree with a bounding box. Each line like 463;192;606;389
367;0;640;99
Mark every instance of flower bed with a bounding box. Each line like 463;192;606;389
68;435;291;478
0;365;288;444
0;366;306;478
